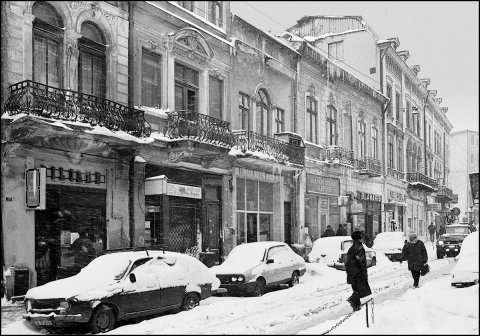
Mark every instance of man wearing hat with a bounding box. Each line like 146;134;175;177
400;233;428;288
345;230;372;311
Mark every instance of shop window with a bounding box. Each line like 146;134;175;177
141;49;162;108
275;107;285;133
32;2;64;88
209;76;223;120
239;92;250;130
246;179;258;211
305;195;319;241
256;89;270;136
78;22;106;98
208;1;223;27
327;106;338;146
175;62;199;112
306;95;318;143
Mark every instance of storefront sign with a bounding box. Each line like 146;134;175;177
306;174;340;196
357;191;382;203
25;168;46;210
388;190;406;203
427;203;441;211
167;183;202;199
145;175;168;195
383;203;396;212
351;203;364;214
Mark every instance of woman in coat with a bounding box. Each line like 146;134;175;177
401;233;428;288
345;230;372;311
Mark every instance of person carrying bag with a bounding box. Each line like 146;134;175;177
400;233;428;288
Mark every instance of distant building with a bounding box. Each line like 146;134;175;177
450;130;479;224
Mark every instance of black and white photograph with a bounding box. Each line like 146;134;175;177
1;1;478;334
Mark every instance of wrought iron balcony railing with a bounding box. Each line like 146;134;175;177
437;185;454;200
387;168;405;179
233;130;305;166
165;110;236;147
407;171;438;191
356;157;381;176
3;80;151;137
325;146;355;166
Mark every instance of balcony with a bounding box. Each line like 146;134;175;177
3;80;151;137
232;130;305;166
356;157;381;177
406;171;438;192
325;146;355;166
165;110;235;147
436;185;454;203
387;168;405;180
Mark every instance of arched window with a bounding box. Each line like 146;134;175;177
256;89;270;136
78;22;106;98
32;2;64;87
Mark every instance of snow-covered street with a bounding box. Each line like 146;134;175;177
2;242;478;335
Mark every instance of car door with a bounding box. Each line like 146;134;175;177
122;258;163;315
265;246;286;284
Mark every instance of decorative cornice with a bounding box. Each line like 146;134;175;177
441;107;448;114
434;97;442;104
397;50;410;62
410;65;421;76
428;89;437;98
419;78;430;88
386;37;400;50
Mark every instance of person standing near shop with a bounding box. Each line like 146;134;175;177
428;223;436;242
336;224;348;236
321;225;336;237
345;230;372;311
400;233;428;288
70;229;95;268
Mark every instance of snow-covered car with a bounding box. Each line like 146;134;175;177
451;231;479;287
437;224;472;258
307;236;376;270
445;223;472;235
211;242;306;296
23;250;221;333
371;231;407;262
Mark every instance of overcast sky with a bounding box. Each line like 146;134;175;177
230;1;479;133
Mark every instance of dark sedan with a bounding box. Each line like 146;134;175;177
436;234;465;258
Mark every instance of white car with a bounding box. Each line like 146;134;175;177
307;236;376;270
371;231;407;262
451;231;479;287
211;242;306;296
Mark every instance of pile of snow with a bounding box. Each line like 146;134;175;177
451;231;479;284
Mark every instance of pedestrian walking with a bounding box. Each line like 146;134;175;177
428;223;436;242
439;223;446;235
336;224;348;236
321;225;336;238
400;233;428;288
345;230;372;311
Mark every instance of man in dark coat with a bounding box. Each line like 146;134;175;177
336;224;348;236
321;225;336;237
428;223;436;242
400;233;428;288
345;230;372;311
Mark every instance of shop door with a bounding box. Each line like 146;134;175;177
284;202;292;245
168;197;200;254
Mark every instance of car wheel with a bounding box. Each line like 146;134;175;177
89;305;115;334
371;257;377;267
181;292;200;311
289;272;300;287
252;278;265;296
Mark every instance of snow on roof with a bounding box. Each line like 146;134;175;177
85;125;154;144
136;106;171;117
304;28;367;42
134;155;147;163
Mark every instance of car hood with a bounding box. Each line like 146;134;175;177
211;260;262;275
25;274;116;300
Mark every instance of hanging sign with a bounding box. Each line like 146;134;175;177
351;203;364;214
167;183;202;199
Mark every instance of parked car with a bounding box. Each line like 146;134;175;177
437;224;472;259
211;242;306;296
307;236;376;270
451;231;479;287
371;232;407;262
23;250;221;333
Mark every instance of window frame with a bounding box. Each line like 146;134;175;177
256;89;270;136
174;62;199;112
208;75;223;120
306;95;318;144
371;127;378;160
208;1;223;28
239;92;250;130
397;138;403;172
275;107;285;133
358;120;366;158
141;48;162;108
326;106;338;146
386;84;393;116
388;134;394;169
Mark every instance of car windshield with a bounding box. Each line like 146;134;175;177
438;235;464;242
226;244;267;263
78;253;132;280
373;233;405;249
446;226;470;235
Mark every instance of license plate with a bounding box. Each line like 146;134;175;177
33;319;52;326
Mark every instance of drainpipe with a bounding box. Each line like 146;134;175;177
379;47;389;232
128;2;135;247
423;91;430;176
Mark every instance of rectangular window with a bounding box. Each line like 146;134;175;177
141;49;162;108
387;84;393;116
344;114;352;150
395;92;401;122
397;139;403;172
372;128;378;159
177;1;194;11
33;21;62;88
405;100;411;129
239;92;250;130
327;106;338;146
174;63;199;112
306;96;318;143
275;107;285;133
79;48;106;98
209;76;223;120
208;1;223;27
388;135;394;168
358;122;366;157
327;41;344;61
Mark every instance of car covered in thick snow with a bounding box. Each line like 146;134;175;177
451;231;479;287
211;242;306;296
23;250;221;333
307;236;376;270
437;224;472;258
371;231;407;262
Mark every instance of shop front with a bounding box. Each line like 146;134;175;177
355;191;382;239
406;186;428;239
383;189;408;233
304;173;341;241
